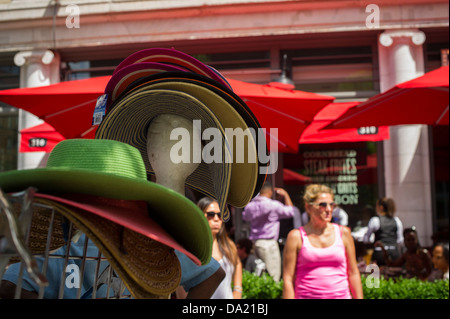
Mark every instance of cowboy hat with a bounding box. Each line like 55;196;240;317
0;138;212;267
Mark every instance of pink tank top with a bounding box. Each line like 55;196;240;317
295;223;351;299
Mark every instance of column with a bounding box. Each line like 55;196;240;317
14;50;60;170
378;29;433;247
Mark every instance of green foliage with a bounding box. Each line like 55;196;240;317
241;270;283;299
241;270;449;299
362;275;449;299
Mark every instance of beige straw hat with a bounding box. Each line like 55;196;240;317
114;80;258;208
33;197;179;299
96;89;234;221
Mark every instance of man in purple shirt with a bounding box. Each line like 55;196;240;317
242;182;294;282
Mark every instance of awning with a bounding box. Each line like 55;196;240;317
1;76;334;154
300;102;389;144
326;66;449;129
20;122;64;153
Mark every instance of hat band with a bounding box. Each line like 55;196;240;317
46;139;148;181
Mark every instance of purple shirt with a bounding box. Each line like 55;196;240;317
242;195;295;241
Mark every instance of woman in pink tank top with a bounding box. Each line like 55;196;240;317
282;184;363;299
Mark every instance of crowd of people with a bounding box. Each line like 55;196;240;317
2;182;448;300
227;183;448;299
1;47;446;301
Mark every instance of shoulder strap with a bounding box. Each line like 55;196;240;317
338;224;343;238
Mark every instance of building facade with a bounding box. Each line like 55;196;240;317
0;0;448;246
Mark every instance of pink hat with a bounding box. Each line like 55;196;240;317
113;48;232;90
104;62;188;110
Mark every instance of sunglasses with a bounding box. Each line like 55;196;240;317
310;202;336;209
206;211;221;219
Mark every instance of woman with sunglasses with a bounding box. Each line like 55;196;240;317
197;197;242;299
282;184;363;299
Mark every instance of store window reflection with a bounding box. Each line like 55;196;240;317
283;141;380;229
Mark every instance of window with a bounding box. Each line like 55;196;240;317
0;52;20;172
283;141;380;229
0;107;18;172
194;51;272;84
425;38;449;234
64;59;120;80
281;46;378;99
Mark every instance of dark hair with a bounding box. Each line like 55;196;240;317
197;196;216;212
404;226;421;247
197;197;239;267
377;197;396;217
237;238;253;254
403;226;417;237
435;241;449;265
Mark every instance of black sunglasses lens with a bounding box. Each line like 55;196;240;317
318;202;336;208
207;212;220;218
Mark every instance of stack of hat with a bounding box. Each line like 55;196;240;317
0;139;211;298
0;48;267;299
95;48;268;222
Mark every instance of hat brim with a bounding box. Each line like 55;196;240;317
34;197;179;298
110;71;268;200
0;168;211;266
96;89;233;221
8;197;69;259
105;62;189;105
34;192;200;266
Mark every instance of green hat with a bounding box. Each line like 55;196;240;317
0;138;212;267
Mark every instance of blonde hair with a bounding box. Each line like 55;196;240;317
303;184;334;205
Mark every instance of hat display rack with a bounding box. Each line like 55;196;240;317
0;48;266;299
0;188;131;299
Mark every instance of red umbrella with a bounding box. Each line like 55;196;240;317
0;76;110;139
227;78;334;153
326;66;449;129
20;122;64;153
300;102;390;144
1;76;334;153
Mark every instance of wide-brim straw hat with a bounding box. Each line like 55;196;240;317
32;195;182;298
0;139;212;266
114;71;269;201
104;75;259;208
96;88;234;221
97;51;268;212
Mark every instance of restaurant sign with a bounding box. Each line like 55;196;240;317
302;149;359;205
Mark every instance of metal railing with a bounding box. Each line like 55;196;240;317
0;188;131;299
